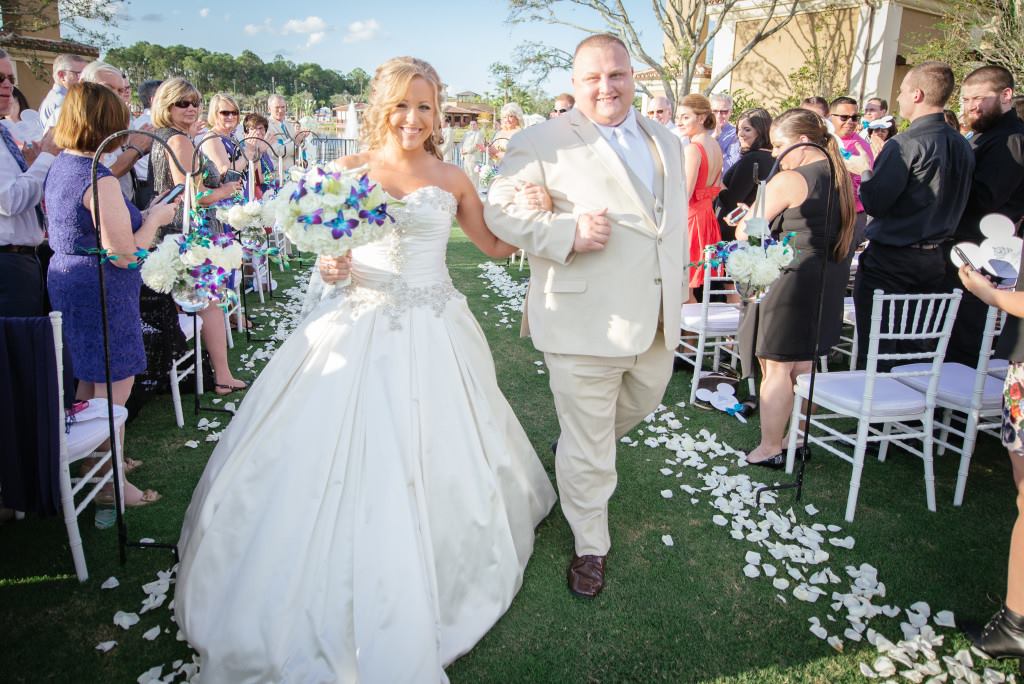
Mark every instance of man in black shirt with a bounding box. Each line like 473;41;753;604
943;65;1024;365
854;61;974;368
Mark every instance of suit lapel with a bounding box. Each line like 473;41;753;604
569;109;653;226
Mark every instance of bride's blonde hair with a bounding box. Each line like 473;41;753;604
361;57;444;160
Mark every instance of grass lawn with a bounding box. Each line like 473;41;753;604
0;228;1019;683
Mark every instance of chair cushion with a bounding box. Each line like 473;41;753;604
66;399;128;459
892;362;1003;411
795;371;927;417
178;313;203;341
680;303;740;334
842;297;856;325
988;358;1008;380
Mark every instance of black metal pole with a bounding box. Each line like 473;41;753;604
91;129;191;565
754;141;839;507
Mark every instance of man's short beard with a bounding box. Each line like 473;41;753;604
970;106;1003;133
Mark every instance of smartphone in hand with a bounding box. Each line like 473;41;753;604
155;184;185;205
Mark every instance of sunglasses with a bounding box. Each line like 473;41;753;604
832;113;861;122
712;109;731;115
219;110;239;117
174;100;201;109
0;73;16;87
552;108;568;114
647;109;666;115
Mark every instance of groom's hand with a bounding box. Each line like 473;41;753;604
573;208;611;253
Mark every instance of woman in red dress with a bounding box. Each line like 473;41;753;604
677;94;723;301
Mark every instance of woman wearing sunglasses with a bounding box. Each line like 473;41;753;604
199;93;247;178
143;78;247;396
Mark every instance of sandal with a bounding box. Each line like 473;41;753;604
124;457;143;474
96;488;162;508
229;315;254;330
214;381;248;396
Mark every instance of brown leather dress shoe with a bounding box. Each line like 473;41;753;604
567;554;606;598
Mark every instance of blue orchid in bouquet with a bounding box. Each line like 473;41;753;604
270;166;396;257
141;227;244;311
691;231;798;299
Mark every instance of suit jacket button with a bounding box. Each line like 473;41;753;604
654;277;662;285
657;237;663;245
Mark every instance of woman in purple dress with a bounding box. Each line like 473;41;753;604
46;83;178;506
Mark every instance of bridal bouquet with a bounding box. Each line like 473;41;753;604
141;229;244;311
270;165;395;258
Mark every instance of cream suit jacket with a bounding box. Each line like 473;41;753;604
484;108;688;358
461;129;484;159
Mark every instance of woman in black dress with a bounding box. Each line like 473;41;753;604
736;108;856;468
717;108;774;241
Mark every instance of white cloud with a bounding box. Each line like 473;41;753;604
281;16;328;35
199;7;210;17
244;19;273;35
306;32;326;47
343;19;380;43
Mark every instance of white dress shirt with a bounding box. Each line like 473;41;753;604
592;109;655;194
39;85;67;130
0;145;54;247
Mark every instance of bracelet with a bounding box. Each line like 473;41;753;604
126;144;145;158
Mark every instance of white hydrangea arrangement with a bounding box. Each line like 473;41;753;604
141;230;244;310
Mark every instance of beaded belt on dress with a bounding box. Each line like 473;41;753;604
336;275;463;331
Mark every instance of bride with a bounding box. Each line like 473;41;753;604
175;56;557;683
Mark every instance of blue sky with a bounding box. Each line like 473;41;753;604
86;0;664;95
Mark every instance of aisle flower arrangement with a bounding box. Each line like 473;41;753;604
141;229;244;311
475;163;499;188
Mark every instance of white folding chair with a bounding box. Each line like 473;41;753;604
676;257;743;404
51;312;128;582
825;296;858;372
892;305;1006;505
170;313;203;429
785;289;962;522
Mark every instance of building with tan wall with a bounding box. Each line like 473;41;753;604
0;2;98;109
638;0;945;114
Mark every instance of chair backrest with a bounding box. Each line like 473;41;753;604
861;288;962;411
698;246;734;319
975;305;1007;374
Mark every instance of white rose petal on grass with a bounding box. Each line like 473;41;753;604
142;625;160;641
100;576;120;590
743;564;760;578
827;635;844;652
660;489;674;499
773;578;790;591
184;440;199;449
661;535;674;547
96;640;117;653
829;536;855;549
804;504;819;516
225;402;237;412
113;611;140;630
712;515;728;526
934;610;956;628
136;665;163;684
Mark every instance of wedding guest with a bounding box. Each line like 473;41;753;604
81;61;153;203
266;94;298;171
242;113;275;198
737;108;855;468
147;77;246;395
956;260;1024;662
677;94;723;299
439;118;455;162
718;108;774;241
132;79;161;208
489;102;524;164
830;96;874;248
551;93;574;118
646;96;675;130
0;49;60;316
710;93;741;172
944;109;960;130
45;83;178;505
2;86;28;124
854;61;974;368
40;53;87;130
860;97;888;141
200;93;246;177
1014;96;1024;120
461;119;484;185
800;96;829;119
867;116;897;157
944;65;1024;366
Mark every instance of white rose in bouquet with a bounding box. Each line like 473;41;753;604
212;241;244;269
750;256;781;287
140;235;187;293
726;246;757;281
765;243;794;269
180;243;211;268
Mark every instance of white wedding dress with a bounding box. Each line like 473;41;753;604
175;185;557;683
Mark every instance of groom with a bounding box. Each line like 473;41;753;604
485;34;688;598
